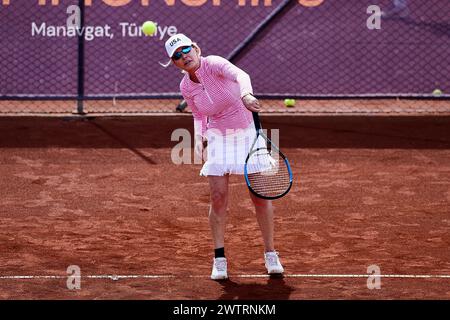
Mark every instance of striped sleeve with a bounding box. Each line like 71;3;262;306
207;55;253;98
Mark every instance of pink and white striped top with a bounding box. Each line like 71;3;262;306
180;55;254;137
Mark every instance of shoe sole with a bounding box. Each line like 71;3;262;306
266;266;284;274
267;271;284;275
211;276;228;280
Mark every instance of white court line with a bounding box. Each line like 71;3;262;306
0;274;449;280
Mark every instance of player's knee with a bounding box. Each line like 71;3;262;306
210;190;228;210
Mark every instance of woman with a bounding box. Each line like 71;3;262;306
164;34;284;280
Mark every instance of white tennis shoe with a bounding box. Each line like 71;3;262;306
211;257;228;280
264;251;284;274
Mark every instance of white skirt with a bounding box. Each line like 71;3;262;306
200;122;272;176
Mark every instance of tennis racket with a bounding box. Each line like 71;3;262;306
244;112;293;200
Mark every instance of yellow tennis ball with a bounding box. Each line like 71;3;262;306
141;21;157;36
284;98;295;108
433;89;443;96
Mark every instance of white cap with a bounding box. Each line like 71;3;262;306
164;34;193;58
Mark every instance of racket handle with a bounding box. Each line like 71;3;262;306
252;112;262;131
176;100;188;112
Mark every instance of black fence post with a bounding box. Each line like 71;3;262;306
75;0;86;115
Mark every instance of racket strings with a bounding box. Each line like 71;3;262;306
247;148;291;198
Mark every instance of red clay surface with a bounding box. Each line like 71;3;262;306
0;115;449;299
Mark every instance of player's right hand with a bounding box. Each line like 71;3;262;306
242;94;261;112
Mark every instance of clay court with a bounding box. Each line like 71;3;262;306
1;113;449;300
1;0;450;303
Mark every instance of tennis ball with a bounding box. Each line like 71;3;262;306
141;21;157;36
284;98;296;108
432;89;443;96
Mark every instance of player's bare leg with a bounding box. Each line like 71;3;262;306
208;175;229;249
249;192;275;252
249;192;284;274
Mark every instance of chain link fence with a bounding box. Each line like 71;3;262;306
1;0;449;114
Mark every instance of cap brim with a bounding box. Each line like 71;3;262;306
168;41;193;58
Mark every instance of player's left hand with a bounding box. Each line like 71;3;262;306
242;94;261;112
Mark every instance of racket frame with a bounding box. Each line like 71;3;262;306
244;112;293;200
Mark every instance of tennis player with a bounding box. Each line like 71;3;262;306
163;34;284;280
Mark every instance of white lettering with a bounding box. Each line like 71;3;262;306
367;265;382;289
367;5;382;30
66;265;81;290
171;129;192;165
31;22;46;36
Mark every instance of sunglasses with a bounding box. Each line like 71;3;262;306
172;46;192;60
